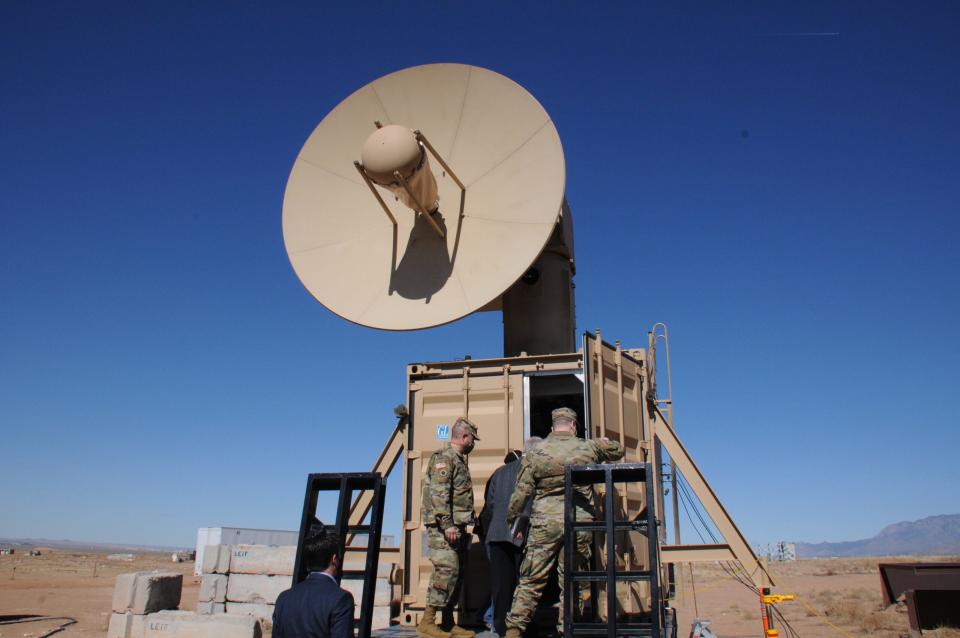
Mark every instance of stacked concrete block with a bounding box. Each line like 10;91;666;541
340;575;395;629
113;571;183;614
340;576;393;606
226;602;275;627
343;560;394;580
143;610;261;638
110;610;261;638
229;544;296;575
199;574;228;602
197;544;293;630
198;544;397;630
196;601;225;615
108;612;147;638
227;573;291;604
109;571;183;638
201;544;231;574
197;569;228;617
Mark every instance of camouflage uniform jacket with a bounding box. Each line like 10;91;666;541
507;431;624;524
422;443;475;529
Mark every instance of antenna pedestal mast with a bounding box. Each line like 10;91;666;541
502;200;576;356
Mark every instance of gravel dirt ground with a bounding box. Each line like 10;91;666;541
670;556;960;638
1;551;958;637
0;549;197;637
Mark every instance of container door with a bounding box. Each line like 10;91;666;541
582;332;653;614
402;368;525;625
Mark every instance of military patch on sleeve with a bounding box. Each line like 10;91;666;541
434;462;448;469
438;469;449;478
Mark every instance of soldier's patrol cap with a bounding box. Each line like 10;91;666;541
454;416;480;439
551;407;579;424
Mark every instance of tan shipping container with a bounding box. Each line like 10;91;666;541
396;334;665;627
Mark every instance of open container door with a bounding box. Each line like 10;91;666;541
582;331;662;618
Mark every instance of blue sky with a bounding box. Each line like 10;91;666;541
1;2;957;549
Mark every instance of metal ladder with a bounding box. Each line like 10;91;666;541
293;472;387;638
564;463;663;638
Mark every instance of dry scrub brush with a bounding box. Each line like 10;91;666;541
805;587;906;634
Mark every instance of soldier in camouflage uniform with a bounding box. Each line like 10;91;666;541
504;408;624;638
418;417;480;638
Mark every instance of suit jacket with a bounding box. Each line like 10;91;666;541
479;457;532;545
272;572;355;638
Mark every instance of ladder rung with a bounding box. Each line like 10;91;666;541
340;572;367;580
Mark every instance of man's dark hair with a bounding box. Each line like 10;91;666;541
304;523;342;572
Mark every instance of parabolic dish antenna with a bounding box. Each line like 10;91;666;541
282;63;566;330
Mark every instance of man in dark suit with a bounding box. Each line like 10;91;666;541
478;437;540;636
273;528;354;638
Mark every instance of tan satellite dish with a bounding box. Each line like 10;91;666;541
282;63;567;335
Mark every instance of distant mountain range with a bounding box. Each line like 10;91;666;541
796;514;960;558
6;516;960;558
0;537;189;553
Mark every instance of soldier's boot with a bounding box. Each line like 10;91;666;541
440;610;474;638
448;625;475;638
418;606;451;638
504;628;522;638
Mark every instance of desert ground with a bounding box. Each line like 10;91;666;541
670;556;960;638
0;550;197;637
1;550;957;637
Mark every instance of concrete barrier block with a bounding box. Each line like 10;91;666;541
112;572;183;614
226;573;289;604
201;544;231;574
198;574;227;603
226;602;274;631
370;605;393;630
196;601;225;615
144;610;261;638
108;612;147;638
341;577;392;607
343;560;394;579
229;545;295;576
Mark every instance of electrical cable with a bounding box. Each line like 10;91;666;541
675;478;753;593
0;616;77;637
771;606;800;638
688;563;699;618
674;473;707;617
675;474;803;637
677;478;719;543
675;477;753;595
677;482;709;544
676;470;757;604
778;607;802;638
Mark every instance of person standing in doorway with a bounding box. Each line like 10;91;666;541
479;437;541;636
504;408;624;638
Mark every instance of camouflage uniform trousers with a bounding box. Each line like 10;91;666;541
505;516;592;632
425;526;467;608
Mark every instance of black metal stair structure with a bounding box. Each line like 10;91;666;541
564;463;662;638
294;473;387;638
